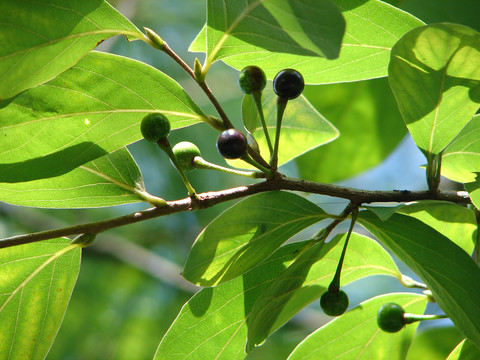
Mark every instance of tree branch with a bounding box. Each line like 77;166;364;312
0;176;470;249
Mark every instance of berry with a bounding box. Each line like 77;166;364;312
140;113;171;142
238;66;266;94
320;290;349;316
377;303;405;333
172;141;201;172
216;129;248;159
273;69;305;100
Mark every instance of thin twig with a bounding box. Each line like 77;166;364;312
0;176;470;249
161;42;234;129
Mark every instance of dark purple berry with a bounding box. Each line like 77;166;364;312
216;129;248;159
273;69;305;100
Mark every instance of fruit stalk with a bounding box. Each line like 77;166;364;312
270;96;288;171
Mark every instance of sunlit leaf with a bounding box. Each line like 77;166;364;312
365;201;477;255
0;239;81;360
288;293;428;360
0;51;207;183
0;148;156;208
200;0;345;73
406;326;464;360
297;78;406;183
190;0;423;83
359;211;480;348
155;241;308;360
446;339;480;360
182;191;328;286
231;85;338;168
0;0;143;99
389;23;480;157
442;115;480;183
246;232;401;351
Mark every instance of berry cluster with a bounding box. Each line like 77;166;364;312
138;66;447;335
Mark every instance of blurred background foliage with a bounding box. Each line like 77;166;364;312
0;0;479;359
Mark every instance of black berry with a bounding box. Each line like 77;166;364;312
140;113;171;142
320;290;349;316
377;303;405;333
172;141;201;171
273;69;304;100
238;66;266;94
216;129;248;159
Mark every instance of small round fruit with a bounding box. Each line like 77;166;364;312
238;66;267;94
377;303;405;333
172;141;201;171
320;290;349;316
273;69;305;100
216;129;248;159
140;113;171;142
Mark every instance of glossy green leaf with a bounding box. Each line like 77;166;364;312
288;293;428;360
182;191;328;286
365;201;477;255
246;232;401;351
296;78;406;183
406;326;464;360
0;51;207;183
389;23;480;156
199;0;345;73
358;211;480;348
234;86;338;168
191;0;423;83
446;339;480;360
0;148;155;208
0;238;81;360
0;0;143;99
155;241;308;360
442;115;480;183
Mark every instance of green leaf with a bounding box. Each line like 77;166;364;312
0;0;143;99
233;86;338;168
446;339;480;360
155;241;309;360
366;201;477;255
182;191;328;286
287;293;428;360
465;180;480;211
442;115;480;183
190;0;423;83
0;51;207;183
358;211;480;348
246;232;401;351
399;0;480;33
0;148;156;208
0;239;81;360
406;326;464;360
199;0;345;73
389;23;480;156
296;78;406;183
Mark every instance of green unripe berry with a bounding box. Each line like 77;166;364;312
238;66;267;94
377;303;405;333
172;141;201;172
140;113;171;142
320;289;349;316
